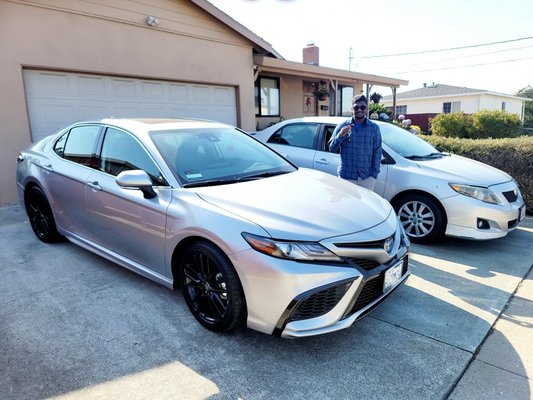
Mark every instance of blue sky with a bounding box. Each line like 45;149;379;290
207;0;533;97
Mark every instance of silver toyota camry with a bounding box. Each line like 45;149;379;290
16;118;409;338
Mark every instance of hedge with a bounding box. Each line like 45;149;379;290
420;134;533;213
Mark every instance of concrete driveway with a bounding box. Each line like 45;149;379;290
1;205;531;400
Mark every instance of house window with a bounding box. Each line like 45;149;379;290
502;101;506;111
443;101;461;113
255;76;280;117
396;105;407;115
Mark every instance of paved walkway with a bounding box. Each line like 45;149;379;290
449;263;532;399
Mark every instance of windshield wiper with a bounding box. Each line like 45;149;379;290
182;179;238;188
405;152;444;160
238;171;289;181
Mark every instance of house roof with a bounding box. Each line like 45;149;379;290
190;0;284;59
193;1;408;89
383;83;528;101
254;55;408;88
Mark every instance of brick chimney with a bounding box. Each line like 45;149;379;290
303;42;319;66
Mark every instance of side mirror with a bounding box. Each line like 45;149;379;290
116;170;157;199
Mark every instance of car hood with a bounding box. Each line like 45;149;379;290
415;154;512;186
192;168;393;241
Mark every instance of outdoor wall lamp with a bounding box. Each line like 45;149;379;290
146;16;160;27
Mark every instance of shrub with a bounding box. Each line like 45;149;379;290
421;134;533;212
430;112;473;138
471;110;522;139
430;110;523;139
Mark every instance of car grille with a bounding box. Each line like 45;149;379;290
347;257;409;316
347;258;381;271
289;281;352;322
502;190;518;203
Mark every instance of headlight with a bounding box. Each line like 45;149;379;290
449;183;500;204
242;232;343;262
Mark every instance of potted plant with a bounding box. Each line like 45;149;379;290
312;82;329;101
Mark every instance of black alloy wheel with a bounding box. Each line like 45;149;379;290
25;186;63;243
180;241;246;332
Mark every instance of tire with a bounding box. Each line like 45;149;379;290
392;194;445;244
180;241;246;332
25;186;63;243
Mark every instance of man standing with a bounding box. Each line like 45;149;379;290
328;95;382;191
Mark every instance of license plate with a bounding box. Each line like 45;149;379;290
383;260;403;292
519;205;526;221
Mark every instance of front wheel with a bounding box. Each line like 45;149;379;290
392;194;445;244
25;186;63;243
180;241;246;332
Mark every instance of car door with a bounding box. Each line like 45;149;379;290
265;122;319;168
44;124;102;236
314;123;391;196
85;127;171;275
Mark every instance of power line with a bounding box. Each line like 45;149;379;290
372;44;533;73
384;56;533;75
362;35;533;59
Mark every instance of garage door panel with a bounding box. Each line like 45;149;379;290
169;84;189;100
141;82;165;98
23;70;237;141
78;76;106;95
110;78;138;97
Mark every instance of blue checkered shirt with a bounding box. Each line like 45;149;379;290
328;117;382;180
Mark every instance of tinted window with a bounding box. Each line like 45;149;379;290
100;128;164;185
54;125;100;168
267;123;318;149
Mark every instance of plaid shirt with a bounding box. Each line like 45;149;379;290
328;117;382;180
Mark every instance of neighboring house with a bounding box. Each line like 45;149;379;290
0;0;407;206
382;83;529;132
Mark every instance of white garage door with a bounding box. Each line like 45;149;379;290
23;70;237;141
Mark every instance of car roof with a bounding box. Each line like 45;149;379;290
99;117;232;132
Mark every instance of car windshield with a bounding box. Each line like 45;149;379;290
150;127;296;187
379;122;442;158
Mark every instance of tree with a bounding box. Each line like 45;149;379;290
516;85;533;128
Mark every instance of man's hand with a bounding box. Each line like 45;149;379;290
339;125;352;137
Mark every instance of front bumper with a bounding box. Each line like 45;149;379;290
276;255;409;338
230;215;410;338
442;181;525;240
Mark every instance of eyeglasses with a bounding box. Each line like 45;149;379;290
353;105;367;111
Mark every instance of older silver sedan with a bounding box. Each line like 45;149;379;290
16;118;409;338
253;117;526;244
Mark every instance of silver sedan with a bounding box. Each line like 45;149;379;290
253;117;526;243
16;118;409;338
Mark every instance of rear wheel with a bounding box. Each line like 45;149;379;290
25;186;63;243
393;194;445;244
180;241;246;332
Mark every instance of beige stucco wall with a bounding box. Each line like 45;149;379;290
0;0;257;205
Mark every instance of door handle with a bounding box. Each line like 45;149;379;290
315;158;329;165
87;181;102;191
37;162;54;172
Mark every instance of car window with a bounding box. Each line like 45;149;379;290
323;125;337;152
267;123;318;149
100;128;165;185
53;125;100;168
151;127;296;185
379;123;438;157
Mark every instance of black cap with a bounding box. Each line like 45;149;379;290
352;94;368;105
